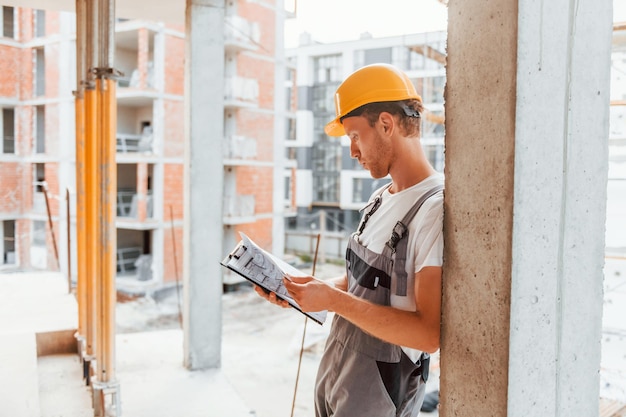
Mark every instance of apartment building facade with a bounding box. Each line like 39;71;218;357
284;26;626;259
284;31;447;258
0;3;292;293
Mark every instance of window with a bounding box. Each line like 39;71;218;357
313;139;341;173
34;10;45;37
285;67;297;112
2;220;16;265
34;163;45;192
312;139;341;203
391;46;410;70
2;108;15;154
352;178;367;204
312;84;338;114
35;105;45;153
35;48;45;96
1;6;15;39
313;174;340;203
314;55;342;84
287;117;296;141
284;174;292;208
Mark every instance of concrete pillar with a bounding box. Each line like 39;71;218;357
272;0;286;256
182;0;225;370
440;0;612;416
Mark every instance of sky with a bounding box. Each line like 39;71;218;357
284;0;448;48
284;0;626;49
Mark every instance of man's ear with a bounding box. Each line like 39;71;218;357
378;112;395;135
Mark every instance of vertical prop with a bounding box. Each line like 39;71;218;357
97;76;117;385
66;188;72;293
74;0;87;356
91;0;121;415
83;0;98;381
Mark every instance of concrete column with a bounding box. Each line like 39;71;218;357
272;0;286;256
183;0;225;370
440;0;612;416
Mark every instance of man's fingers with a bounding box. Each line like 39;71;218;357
285;274;313;284
255;286;289;308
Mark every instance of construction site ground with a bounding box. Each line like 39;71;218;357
1;257;625;416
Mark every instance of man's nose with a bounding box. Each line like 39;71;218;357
350;140;359;159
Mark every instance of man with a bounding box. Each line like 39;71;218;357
256;63;444;417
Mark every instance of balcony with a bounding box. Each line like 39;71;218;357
223;135;257;165
224;77;259;109
117;131;153;154
223;194;255;224
224;15;260;52
117;190;153;219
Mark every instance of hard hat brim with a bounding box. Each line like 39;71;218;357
324;118;346;137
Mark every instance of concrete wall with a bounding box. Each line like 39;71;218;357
441;0;612;415
441;1;518;414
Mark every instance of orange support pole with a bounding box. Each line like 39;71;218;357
74;92;87;341
89;0;121;413
97;76;117;385
84;84;99;372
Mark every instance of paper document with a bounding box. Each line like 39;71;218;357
220;233;327;325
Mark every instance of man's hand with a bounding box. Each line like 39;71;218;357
283;275;335;312
253;285;290;308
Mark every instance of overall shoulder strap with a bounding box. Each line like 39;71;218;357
355;182;392;237
383;184;444;296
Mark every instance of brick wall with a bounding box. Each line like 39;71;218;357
235;109;274;160
0;46;20;97
237;54;275;110
236;165;273;214
162;99;184;158
0;162;24;214
234;218;272;249
238;0;276;56
162;163;184;283
164;35;185;96
163;224;183;284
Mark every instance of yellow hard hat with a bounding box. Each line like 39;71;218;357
324;63;422;137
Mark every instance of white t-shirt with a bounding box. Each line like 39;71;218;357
356;173;444;361
357;173;444;310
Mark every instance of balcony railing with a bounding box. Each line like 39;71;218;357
224;15;260;51
116;132;153;153
224;76;259;107
223;135;257;160
223;194;255;222
117;190;153;219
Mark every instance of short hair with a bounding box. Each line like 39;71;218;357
340;99;423;137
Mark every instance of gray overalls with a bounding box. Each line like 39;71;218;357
314;184;443;417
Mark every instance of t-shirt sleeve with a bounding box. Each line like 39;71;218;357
413;197;444;273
